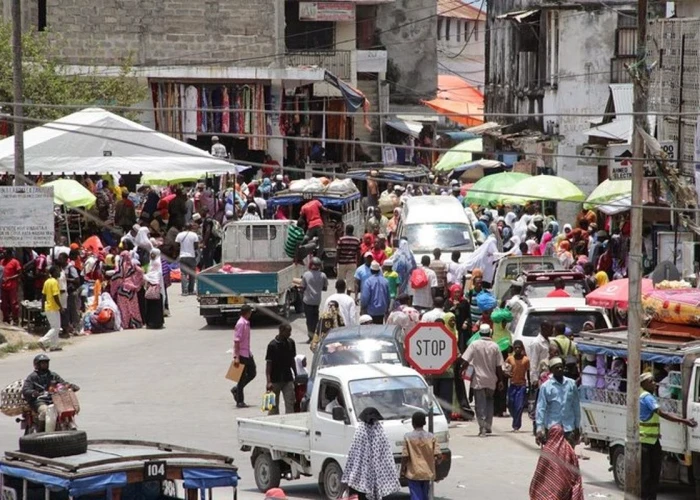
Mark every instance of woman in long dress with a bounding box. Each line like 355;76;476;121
392;239;416;296
144;249;165;329
109;251;144;329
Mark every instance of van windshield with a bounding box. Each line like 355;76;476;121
404;223;474;252
348;375;441;420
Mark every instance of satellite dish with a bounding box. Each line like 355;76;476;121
651;260;681;285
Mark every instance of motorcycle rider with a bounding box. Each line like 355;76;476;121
21;354;79;431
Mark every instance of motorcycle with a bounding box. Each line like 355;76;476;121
17;384;80;435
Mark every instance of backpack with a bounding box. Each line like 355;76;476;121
553;338;580;379
410;268;429;289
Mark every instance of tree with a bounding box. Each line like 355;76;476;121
0;22;148;127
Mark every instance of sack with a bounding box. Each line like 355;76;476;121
553;338;580;379
145;283;161;300
410;268;429;289
475;291;497;312
261;391;276;412
1;379;27;417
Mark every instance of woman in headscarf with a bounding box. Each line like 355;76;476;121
539;230;554;257
143;249;165;329
342;407;400;500
371;240;387;266
555;223;572;250
462;234;499;286
392;239;416;296
526;238;539;256
109;251;144;329
595;270;609;288
360;233;375;256
85;292;122;334
311;300;345;352
557;240;575;269
385;207;401;241
134;226;153;268
497;235;522;257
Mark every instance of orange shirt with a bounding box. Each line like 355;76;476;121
506;355;530;386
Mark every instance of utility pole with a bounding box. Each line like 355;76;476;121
625;0;648;496
11;0;25;186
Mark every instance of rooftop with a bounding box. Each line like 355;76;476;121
438;0;483;20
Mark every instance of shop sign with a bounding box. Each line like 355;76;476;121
299;2;356;22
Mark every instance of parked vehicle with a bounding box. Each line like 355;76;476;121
301;324;405;410
396;196;475;263
1;438;239;500
520;270;590;299
267;182;363;274
492;255;563;300
508;297;612;353
577;327;700;496
237;364;451;499
19;385;80;435
197;220;303;325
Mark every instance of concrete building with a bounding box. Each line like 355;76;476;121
437;0;485;91
484;0;637;223
2;0;415;166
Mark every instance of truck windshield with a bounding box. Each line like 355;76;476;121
523;281;586;298
404;223;474;252
318;339;401;372
520;311;608;338
348;375;441;420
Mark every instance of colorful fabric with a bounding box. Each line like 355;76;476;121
529;425;583;500
110;251;143;329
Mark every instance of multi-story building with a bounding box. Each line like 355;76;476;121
437;0;485;90
2;0;436;165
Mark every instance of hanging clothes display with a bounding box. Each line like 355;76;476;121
183;85;198;141
222;87;230;134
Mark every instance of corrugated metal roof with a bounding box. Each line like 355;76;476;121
465;121;503;134
438;0;483;20
496;9;540;22
610;84;633;116
583;119;632;142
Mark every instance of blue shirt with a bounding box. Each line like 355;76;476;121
640;392;659;422
361;273;391;316
536;376;581;433
354;264;373;291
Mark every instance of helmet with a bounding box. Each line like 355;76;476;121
33;354;50;364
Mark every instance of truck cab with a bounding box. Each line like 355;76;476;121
237;364;451;500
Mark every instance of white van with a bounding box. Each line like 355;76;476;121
396;196;475;263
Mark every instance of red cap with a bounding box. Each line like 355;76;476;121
265;488;287;499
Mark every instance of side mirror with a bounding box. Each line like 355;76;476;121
332;406;348;423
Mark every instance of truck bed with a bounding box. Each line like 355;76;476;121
197;262;298;296
236;413;311;456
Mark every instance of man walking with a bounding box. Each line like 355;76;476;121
265;323;297;415
232;304;256;408
300;257;328;341
400;411;442;500
175;223;199;296
324;279;357;326
535;357;581;447
429;248;447;298
409;255;438;313
462;324;503;436
360;261;391;324
38;266;63;351
336;224;361;293
640;371;696;499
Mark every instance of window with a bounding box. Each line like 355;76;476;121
318;380;344;414
38;0;47;31
438;18;443;41
456;20;461;42
285;1;335;51
244;226;277;241
445;18;451;41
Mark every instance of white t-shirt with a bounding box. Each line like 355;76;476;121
176;231;199;259
581;365;598;388
409;267;438;309
324;293;358;326
48;245;70;265
421;308;445;323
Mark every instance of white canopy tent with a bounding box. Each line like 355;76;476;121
0;108;249;175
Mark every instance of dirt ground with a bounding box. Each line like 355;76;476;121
0;325;41;357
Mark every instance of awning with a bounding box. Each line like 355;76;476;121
323;70;371;130
423;75;484;127
385;119;423;139
465;122;503;135
497;9;540;22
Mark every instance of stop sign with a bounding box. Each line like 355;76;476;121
404;323;458;375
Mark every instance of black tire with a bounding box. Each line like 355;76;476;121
321;461;344;500
253;452;281;492
611;446;625;490
19;430;87;458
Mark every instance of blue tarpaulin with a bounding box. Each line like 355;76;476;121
577;343;684;365
0;464;127;496
182;468;239;489
268;191;361;209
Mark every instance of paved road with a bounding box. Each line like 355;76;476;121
0;291;693;499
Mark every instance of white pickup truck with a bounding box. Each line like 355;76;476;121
237;364;452;500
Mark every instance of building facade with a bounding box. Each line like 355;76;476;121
437;0;485;90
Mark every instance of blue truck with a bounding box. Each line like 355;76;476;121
196;220;303;325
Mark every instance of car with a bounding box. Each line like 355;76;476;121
302;324;405;411
492;255;563;300
508;297;612;353
521;270;590;299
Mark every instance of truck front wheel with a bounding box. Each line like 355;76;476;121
321;461;343;500
611;446;625;490
254;452;281;492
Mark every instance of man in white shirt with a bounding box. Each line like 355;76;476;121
47;236;71;266
323;279;357;326
175;223;200;296
409;255;438;312
210;136;228;159
528;320;553;386
420;296;446;323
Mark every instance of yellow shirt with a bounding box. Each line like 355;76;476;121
42;278;61;312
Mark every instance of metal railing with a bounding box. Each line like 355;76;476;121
283;50;353;80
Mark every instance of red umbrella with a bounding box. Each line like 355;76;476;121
585;278;654;309
460;183;475;197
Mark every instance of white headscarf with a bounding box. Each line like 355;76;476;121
96;292;122;331
144;249;165;299
462;234;499;283
505;212;517;228
513;214;532;241
135;227;153;251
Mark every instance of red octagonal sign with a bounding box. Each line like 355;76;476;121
404;322;458;376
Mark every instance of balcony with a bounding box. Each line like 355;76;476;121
283;50;353;80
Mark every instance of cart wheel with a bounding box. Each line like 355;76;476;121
321;461;343;500
254;452;281;492
611;446;625;490
19;430;87;458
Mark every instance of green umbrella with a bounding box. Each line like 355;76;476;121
463;172;531;206
42;179;96;208
434;138;483;172
583;179;631;209
501;175;586;204
141;171;206;186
